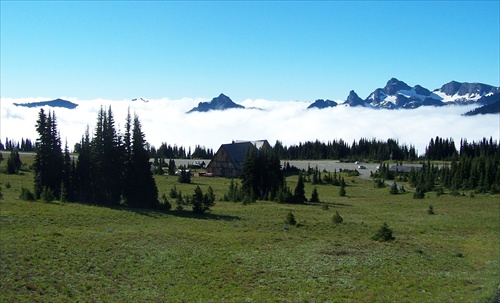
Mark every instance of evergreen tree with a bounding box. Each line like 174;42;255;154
123;114;159;208
6;149;21;174
168;159;176;175
191;186;215;214
61;141;74;202
240;147;257;201
390;182;399;195
371;222;395;241
285;211;297;226
90;106;123;205
339;177;346;197
75;127;92;203
310;187;320;203
33;109;64;199
293;173;307;204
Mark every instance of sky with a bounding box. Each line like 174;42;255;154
1;1;499;102
1;1;499;155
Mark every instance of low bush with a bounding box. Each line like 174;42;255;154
332;211;343;224
371;222;395;242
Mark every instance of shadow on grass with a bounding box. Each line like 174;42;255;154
307;201;352;207
167;210;241;221
107;205;241;221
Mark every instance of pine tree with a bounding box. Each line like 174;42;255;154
293;173;307;204
33;109;64;199
310;187;320;202
75;127;92;203
390;182;399;195
191;186;215;214
371;222;395;241
339;177;346;197
123;114;159;208
6;149;21;174
90;106;123;205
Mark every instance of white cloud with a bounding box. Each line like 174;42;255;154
1;97;498;156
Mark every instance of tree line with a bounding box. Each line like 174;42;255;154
272;138;418;161
408;152;500;196
1;138;35;152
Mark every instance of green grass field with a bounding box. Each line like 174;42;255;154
1;155;499;302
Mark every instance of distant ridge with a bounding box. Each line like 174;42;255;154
463;96;500;116
307;99;338;109
14;98;78;109
187;93;244;113
308;78;498;110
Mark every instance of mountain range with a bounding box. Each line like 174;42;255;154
186;78;499;113
10;79;499;115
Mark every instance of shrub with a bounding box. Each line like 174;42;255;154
413;188;425;199
374;179;385;188
178;168;191;184
371;222;395;242
19;187;35;201
41;186;55;203
191;186;215;214
427;205;435;215
332;211;343;224
169;186;178;199
223;179;243;202
389;182;399;195
160;193;172;211
339;186;346;197
285;211;297;226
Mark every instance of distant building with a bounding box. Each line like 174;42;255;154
205;140;271;177
389;164;422;173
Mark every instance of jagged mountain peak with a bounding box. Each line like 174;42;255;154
384;78;412;95
187;93;245;113
307;99;338;109
344;90;366;107
437;81;499;97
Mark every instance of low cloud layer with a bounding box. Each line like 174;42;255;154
1;97;498;156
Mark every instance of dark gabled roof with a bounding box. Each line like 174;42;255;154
221;141;255;171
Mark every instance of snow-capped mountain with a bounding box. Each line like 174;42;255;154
340;78;499;109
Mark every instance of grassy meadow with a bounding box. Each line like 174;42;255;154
0;153;499;302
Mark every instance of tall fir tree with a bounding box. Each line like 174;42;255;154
123;113;158;208
76;127;92;203
90;106;123;205
34;109;64;199
293;173;307;204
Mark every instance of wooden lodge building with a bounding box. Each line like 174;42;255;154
205;140;271;177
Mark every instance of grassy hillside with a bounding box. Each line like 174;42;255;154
0;156;498;302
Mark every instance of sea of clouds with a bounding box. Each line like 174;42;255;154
1;97;498;156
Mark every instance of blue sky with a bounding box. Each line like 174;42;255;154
1;1;499;102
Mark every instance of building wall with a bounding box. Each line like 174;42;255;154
206;149;238;177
